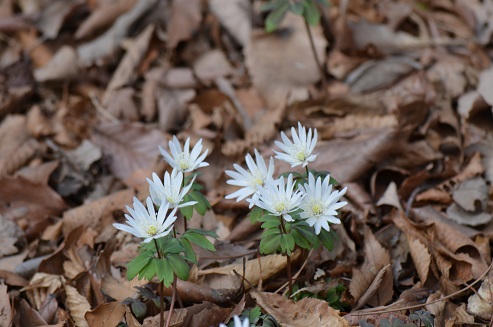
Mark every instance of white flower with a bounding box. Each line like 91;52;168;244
159;136;209;173
274;122;318;168
219;316;249;327
147;169;197;209
299;173;347;234
225;149;275;207
249;174;304;222
113;197;177;243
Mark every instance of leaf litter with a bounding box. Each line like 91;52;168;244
2;0;493;326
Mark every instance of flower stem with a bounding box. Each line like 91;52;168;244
182;172;188;232
165;274;178;327
279;218;293;296
286;254;292;296
305;166;310;178
303;16;327;94
153;239;165;327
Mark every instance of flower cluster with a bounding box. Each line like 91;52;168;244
113;136;209;242
226;122;347;235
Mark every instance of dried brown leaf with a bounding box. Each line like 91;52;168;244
350;227;393;306
408;237;431;285
91;122;166;184
210;0;251;46
167;0;201;49
200;251;300;289
66;285;91;327
0;115;41;177
15;160;59;185
252;291;349;327
62;188;133;238
34;46;79;82
24;273;65;310
77;0;158;66
245;13;326;107
193;50;234;83
85;302;126;327
35;0;83;39
0;283;12;326
106;24;154;91
75;0;137;40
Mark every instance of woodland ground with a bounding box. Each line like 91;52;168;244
1;0;493;326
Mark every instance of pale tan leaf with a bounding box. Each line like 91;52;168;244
0;283;12;326
376;181;403;211
193;50;234;83
75;0;137;40
467;273;493;320
209;0;251;46
252;291;349;327
408;237;431;285
106;24;154;91
199;251;300;289
66;285;91;327
24;273;65;310
478;65;493;106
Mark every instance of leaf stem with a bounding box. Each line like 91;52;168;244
153;239;165;327
303;16;327;94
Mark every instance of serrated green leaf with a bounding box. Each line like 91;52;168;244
265;3;289;32
303;0;320;26
155;258;174;287
126;253;153;280
167;254;190;281
184;232;215;251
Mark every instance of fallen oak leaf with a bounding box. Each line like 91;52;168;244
66;285;91;327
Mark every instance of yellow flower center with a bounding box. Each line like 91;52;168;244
179;161;189;170
295;151;307;161
253;177;264;186
274;202;287;213
312;203;324;216
147;226;158;236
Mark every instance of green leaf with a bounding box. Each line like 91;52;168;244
155;258;174;287
318;229;334;251
260;0;284;12
293;223;318;245
140;259;157;281
131;301;147;318
126;253;153;280
303;0;321;26
167;254;190;281
279;233;295;255
189;191;211;215
290;229;312;249
289;1;304;15
265;3;289;32
261;219;281;229
180;196;194;220
178;238;197;264
260;230;282;254
183;232;215;251
185;228;218;238
248;206;264;223
163;238;185;255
